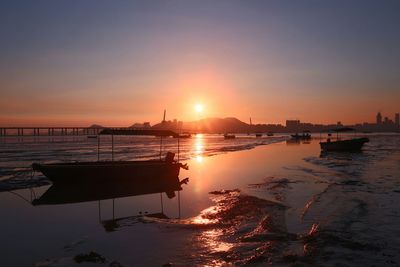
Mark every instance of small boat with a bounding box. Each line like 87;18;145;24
320;128;369;152
291;131;311;140
255;133;262;138
320;137;369;151
224;133;236;139
87;135;98;139
173;132;191;138
32;152;188;184
267;132;274;136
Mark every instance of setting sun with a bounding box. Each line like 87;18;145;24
195;104;204;113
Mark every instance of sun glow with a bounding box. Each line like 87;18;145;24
195;104;204;113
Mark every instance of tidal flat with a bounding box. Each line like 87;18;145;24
0;134;399;266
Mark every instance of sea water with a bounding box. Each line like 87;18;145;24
0;134;399;266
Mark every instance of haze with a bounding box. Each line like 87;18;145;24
1;0;399;126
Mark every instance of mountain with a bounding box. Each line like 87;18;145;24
183;117;250;133
152;117;252;133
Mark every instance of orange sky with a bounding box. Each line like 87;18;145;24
1;1;399;127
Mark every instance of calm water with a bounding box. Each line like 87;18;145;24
0;134;399;266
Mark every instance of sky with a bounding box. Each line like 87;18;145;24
0;0;399;126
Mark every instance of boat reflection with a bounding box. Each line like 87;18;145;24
32;175;189;231
32;175;188;206
319;149;364;159
286;139;311;145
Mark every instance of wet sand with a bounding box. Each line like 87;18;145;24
1;135;400;266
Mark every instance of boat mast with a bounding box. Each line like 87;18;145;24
160;109;166;160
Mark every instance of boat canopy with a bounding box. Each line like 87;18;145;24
99;128;178;137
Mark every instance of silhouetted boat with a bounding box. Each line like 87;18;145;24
87;135;98;139
32;153;188;184
224;133;236;139
33;128;187;184
320;137;369;151
267;132;274;136
255;133;262;137
320;128;369;151
173;132;191;138
291;131;311;140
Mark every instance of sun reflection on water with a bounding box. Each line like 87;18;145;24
193;133;205;163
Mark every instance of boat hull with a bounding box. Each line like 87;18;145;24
32;161;182;184
320;137;369;152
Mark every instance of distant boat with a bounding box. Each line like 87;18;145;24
255;133;262;138
291;131;311;140
173;132;191;138
224;133;236;139
87;135;98;139
32;152;188;184
320;137;369;151
267;132;274;136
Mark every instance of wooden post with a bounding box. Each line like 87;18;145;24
111;134;114;161
177;136;180;163
159;136;163;160
178;190;181;219
97;135;100;161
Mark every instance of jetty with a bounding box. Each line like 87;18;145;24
0;127;178;137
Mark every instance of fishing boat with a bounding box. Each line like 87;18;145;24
320;127;369;151
32;128;188;184
173;132;191;138
291;131;311;140
32;152;188;184
320;137;369;151
224;133;236;139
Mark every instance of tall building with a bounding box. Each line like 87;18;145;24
395;113;400;126
376;112;382;124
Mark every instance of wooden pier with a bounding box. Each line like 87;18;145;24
0;127;102;137
0;127;179;137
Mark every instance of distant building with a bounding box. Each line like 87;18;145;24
143;122;151;128
376;112;382;124
384;117;390;124
286;120;300;128
395;113;400;127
